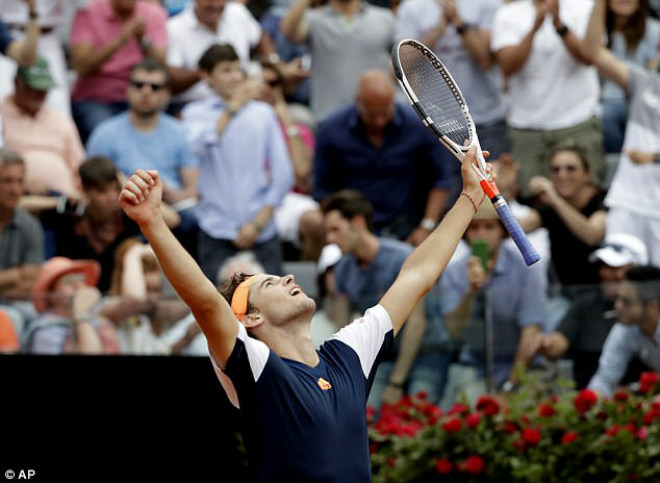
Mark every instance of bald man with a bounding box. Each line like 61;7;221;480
313;70;451;246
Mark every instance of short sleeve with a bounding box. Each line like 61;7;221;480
0;20;13;55
328;305;393;379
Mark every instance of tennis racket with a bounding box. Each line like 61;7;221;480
391;39;540;266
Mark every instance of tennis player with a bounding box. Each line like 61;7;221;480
119;148;489;482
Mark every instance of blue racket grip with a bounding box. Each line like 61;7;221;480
492;198;541;266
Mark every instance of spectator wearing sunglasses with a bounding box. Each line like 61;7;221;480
520;145;607;291
86;58;199;257
69;0;168;143
588;265;660;397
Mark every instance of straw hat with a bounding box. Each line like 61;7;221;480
31;257;101;312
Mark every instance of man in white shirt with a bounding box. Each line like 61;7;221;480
491;0;604;196
166;0;286;112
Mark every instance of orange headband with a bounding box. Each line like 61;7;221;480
231;275;257;321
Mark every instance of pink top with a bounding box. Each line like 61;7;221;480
70;0;167;103
1;96;86;197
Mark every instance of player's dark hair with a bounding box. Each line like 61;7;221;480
79;156;120;190
320;189;374;232
198;44;240;73
219;272;257;315
624;265;660;304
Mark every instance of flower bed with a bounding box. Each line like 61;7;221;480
368;372;660;483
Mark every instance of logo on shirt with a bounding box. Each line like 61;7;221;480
317;377;332;390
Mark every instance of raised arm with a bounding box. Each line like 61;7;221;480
281;0;311;44
3;0;39;67
495;4;547;77
584;0;630;89
119;169;238;367
380;148;484;336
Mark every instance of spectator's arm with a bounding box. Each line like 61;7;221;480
588;324;633;397
0;268;22;292
163;166;199;204
494;7;546;77
4;3;39;67
406;187;449;247
281;0;311;44
509;323;543;382
381;300;427;404
1;264;42;300
519;208;543;234
550;0;591;65
71;14;142;77
443;1;494;71
583;0;629;89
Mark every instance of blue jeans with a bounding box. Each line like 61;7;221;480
72;100;128;144
198;230;284;284
601;98;627;154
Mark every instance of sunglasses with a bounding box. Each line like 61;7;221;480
550;165;578;174
266;79;282;88
130;80;167;91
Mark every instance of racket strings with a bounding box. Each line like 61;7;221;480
398;45;472;147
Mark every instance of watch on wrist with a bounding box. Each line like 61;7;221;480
420;218;437;231
456;22;470;35
653;153;660;164
286;125;301;138
555;24;569;38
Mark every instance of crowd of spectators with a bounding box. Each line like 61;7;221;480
1;0;659;409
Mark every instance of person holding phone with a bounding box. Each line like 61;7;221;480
441;201;548;400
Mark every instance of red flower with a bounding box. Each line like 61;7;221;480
513;438;526;454
605;424;621;437
416;390;428;400
538;403;557;418
448;403;471;416
366;406;376;424
561;432;578;445
504;420;519;434
465;412;482;429
614;390;629;402
464;455;485;475
640;372;660;393
637;426;649;440
629;473;638;481
435;458;453;474
643;408;660;425
476;395;501;416
574;389;598;414
425;404;443;424
521;428;541;446
442;417;463;433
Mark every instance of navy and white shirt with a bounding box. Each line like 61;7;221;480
210;305;394;483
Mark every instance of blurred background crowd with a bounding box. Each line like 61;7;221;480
0;0;659;411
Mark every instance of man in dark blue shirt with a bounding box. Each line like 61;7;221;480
313;70;451;245
118;148;488;482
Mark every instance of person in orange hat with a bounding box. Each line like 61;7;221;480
23;256;117;354
0;309;19;353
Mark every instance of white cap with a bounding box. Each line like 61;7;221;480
317;244;342;274
589;233;648;268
